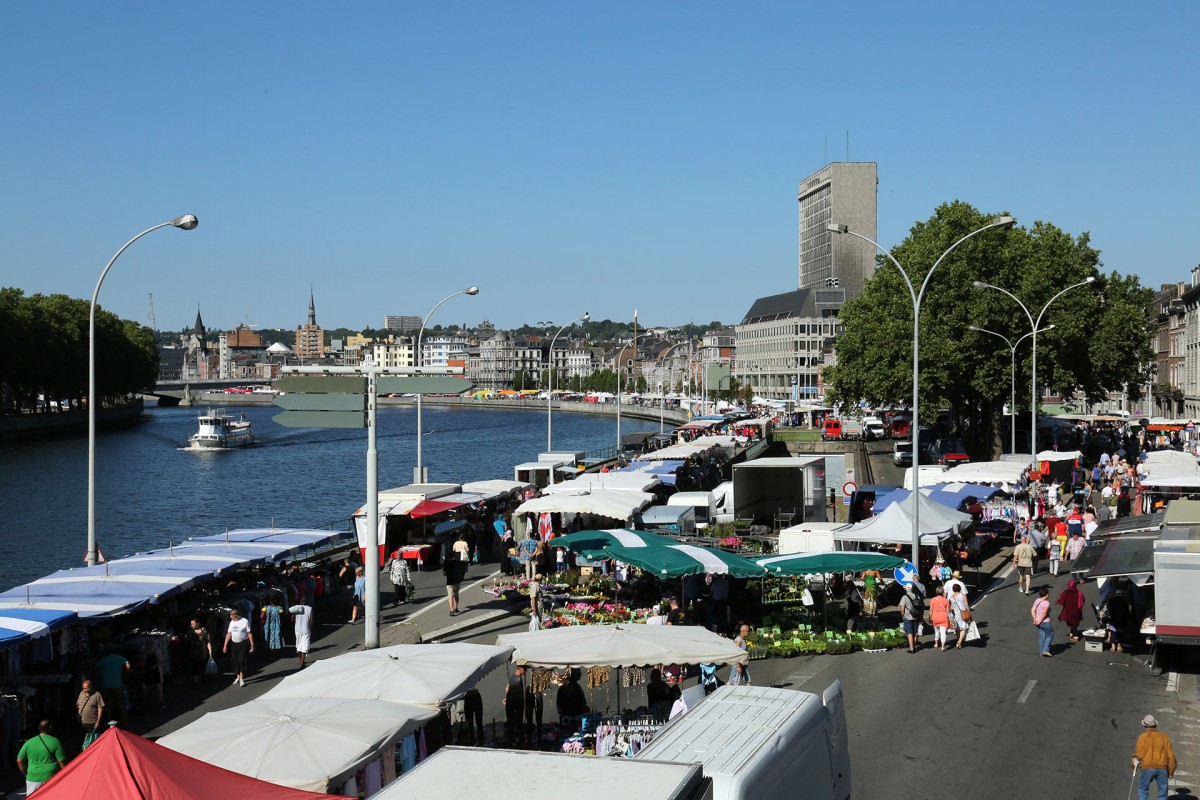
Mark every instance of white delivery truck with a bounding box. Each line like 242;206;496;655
372;746;709;799
636;683;851;800
667;491;719;530
862;416;887;441
1155;500;1200;648
713;481;735;525
778;522;849;555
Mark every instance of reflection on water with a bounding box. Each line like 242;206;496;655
0;404;657;590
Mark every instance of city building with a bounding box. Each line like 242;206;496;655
371;338;416;369
383;315;422;334
217;326;265;379
421;334;469;369
797;162;878;300
1150;282;1186;417
294;290;325;361
734;288;845;402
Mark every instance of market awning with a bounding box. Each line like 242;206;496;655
754;551;906;576
603;543;766;578
496;624;748;669
550;528;680;561
409;499;466;518
1083;535;1157;581
461;479;531;500
514;490;653;522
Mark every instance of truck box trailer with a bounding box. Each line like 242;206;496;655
730;457;826;526
636;682;851;800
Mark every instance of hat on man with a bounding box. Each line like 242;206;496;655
1142;714;1158;728
952;571;962;579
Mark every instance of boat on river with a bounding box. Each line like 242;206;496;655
187;408;255;449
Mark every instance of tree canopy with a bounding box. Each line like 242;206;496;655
0;289;159;411
824;201;1154;456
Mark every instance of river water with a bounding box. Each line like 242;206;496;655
0;404;658;591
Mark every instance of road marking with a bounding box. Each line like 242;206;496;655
1167;671;1179;692
402;570;500;623
421;609;510;642
779;656;834;690
1017;679;1037;704
998;563;1015;580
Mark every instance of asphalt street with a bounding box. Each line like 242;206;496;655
118;443;1198;799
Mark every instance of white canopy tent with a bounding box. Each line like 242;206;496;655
513;490;654;522
835;492;971;547
1139;450;1200;488
461;479;532;499
262;643;512;706
924;460;1028;488
539;474;661;494
1035;450;1082;462
158;697;438;793
496;624;748;669
635;436;736;462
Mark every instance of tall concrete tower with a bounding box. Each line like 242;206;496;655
798;162;878;300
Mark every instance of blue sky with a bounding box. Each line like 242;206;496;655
1;3;1195;332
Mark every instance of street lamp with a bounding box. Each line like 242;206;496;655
616;326;640;465
968;324;1055;454
547;312;588;454
828;215;1014;577
972;276;1095;464
415;286;479;483
88;214;198;567
657;340;692;433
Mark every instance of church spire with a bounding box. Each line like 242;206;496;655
194;305;205;338
307;286;317;326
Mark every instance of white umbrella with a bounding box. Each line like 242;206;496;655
496;623;747;669
262;642;512;706
157;697;437;793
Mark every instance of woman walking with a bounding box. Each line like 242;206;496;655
222;608;255;686
949;583;971;649
1032;588;1054;657
350;567;366;623
387;551;414;607
1047;534;1063;576
1056;579;1086;642
929;586;953;652
187;618;213;685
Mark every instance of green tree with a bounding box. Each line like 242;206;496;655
825;201;1154;458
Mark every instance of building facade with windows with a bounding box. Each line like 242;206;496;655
734;288;844;401
294;291;325;361
798;162;878;300
383;315;422;334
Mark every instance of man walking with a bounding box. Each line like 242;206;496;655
16;720;66;795
899;583;921;653
1133;714;1176;799
76;679;104;749
94;648;130;723
1013;535;1036;595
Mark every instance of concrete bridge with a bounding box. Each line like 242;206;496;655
146;379;271;405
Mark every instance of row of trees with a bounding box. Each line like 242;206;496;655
0;289;158;411
824;201;1155;458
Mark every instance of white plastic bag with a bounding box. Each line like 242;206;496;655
528;614;541;632
965;621;981;642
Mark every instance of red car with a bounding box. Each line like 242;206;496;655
930;438;970;466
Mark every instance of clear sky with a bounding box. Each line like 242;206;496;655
1;3;1195;333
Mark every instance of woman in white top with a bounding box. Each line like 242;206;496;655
222;609;255;687
645;603;669;626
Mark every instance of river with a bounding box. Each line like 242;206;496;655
0;404;659;591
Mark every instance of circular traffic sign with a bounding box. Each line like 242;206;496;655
842;481;858;497
893;561;918;587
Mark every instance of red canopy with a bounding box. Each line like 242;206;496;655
37;728;340;800
409;499;463;518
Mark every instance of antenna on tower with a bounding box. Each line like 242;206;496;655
147;293;158;332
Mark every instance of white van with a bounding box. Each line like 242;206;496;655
636;683;851;800
862;416;887;441
712;481;735;524
666;491;718;529
778;522;848;555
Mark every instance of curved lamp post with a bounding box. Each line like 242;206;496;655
616;327;640;465
828;215;1015;576
415;286;479;483
972;277;1095;465
89;214;199;566
547;312;588;454
656;339;692;432
969;325;1054;454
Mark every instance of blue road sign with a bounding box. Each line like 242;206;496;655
893;561;918;587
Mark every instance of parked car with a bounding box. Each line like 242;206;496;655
863;416;887;441
893;441;912;466
929;438;970;466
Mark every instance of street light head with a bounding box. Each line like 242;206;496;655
1084;276;1096;284
1043;324;1056;332
968;325;982;332
972;280;989;289
826;223;849;234
582;312;590;322
465;286;480;296
171;214;199;230
992;215;1016;228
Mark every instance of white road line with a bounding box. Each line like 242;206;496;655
1167;671;1180;692
998;563;1015;580
1017;679;1037;704
399;570;500;624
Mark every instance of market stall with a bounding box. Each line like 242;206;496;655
834;492;971;548
601;543;766;578
35;728;340;799
550;529;681;561
753;551;906;576
513;490;655;529
158;696;439;793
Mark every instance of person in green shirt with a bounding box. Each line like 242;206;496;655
16;719;66;794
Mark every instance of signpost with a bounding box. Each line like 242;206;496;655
270;367;472;649
893;561;918;587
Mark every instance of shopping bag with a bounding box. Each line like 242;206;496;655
528;614;541;632
204;656;218;675
81;731;100;750
965;621;981;642
917;623;924;637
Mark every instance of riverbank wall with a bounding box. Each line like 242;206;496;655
0;398;144;444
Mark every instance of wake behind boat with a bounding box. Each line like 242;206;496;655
186;408;255;450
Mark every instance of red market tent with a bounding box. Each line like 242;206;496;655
36;728;340;800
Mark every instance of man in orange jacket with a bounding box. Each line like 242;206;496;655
1133;714;1177;799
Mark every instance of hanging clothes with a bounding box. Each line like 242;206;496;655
538;513;554;542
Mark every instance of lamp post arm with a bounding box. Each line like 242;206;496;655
918;218;1015;307
417;290;469;369
838;230;916;307
1035;278;1095;330
547;314;587;452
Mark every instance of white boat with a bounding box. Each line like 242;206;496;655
187;408;255;449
